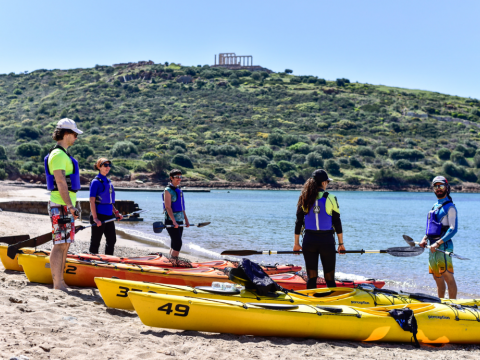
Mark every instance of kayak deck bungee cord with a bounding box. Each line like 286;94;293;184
94;277;479;311
17;253;384;289
128;292;480;344
0;246;301;274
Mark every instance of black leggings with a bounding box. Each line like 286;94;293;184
302;231;337;288
89;214;117;255
166;219;184;252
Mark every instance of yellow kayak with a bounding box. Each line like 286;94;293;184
129;292;480;344
95;277;480;311
0;245;32;272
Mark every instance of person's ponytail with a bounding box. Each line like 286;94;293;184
297;178;321;212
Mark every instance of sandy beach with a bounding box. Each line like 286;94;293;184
1;183;480;359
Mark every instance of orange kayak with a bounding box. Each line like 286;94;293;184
270;272;385;290
18;253;384;290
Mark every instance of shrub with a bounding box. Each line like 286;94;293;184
474;154;480;168
169;138;187;150
437;148;451;160
291;154;306;164
325;159;341;176
337;119;356;130
357;146;375;157
16;142;41;157
273;150;291;161
268;133;283;146
133;163;148;172
395;159;413;170
142;152;159;160
0;169;6;180
389;149;425;161
104;101;113;109
69;144;94;159
288;142;310;154
284;134;301;146
313;145;334;159
110;141;138;158
375;146;388;156
13;88;22;95
172;154;193;168
109;165;129;177
207;144;241;157
349;157;363;168
443;161;477;182
0;145;7;160
249;146;273;159
306;152;324;167
150;156;170;177
15;126;41;140
285;69;293;74
315;138;332;147
251;156;268;169
373;168;403;186
450;151;469;166
345;176;361;185
173;146;186;154
225;172;244;182
278;160;296;172
266;163;283;177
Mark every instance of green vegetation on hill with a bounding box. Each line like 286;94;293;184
1;62;480;186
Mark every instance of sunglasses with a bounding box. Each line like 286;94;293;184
172;175;183;179
102;163;112;168
433;184;446;190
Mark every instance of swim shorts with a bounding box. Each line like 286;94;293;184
428;240;453;278
48;202;75;245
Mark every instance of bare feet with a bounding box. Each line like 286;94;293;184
53;286;69;293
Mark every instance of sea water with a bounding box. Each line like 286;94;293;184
77;189;480;298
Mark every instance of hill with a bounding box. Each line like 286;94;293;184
1;62;480;187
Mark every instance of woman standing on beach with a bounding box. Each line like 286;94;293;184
89;158;123;255
293;169;345;288
163;169;190;257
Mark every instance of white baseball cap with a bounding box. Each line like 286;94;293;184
56;118;83;134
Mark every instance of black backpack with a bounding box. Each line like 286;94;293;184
228;258;283;296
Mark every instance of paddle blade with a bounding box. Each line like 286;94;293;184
450;253;470;261
402;235;416;247
196;222;211;228
0;234;30;245
7;232;52;259
220;250;260;256
153;221;165;234
386;246;424;257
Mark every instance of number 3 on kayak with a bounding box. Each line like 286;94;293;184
158;303;190;317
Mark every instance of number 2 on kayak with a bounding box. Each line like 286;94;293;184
158;303;190;317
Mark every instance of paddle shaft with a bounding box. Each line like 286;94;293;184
222;249;400;256
75;210;147;232
413;241;455;258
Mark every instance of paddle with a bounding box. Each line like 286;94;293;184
220;246;424;257
6;210;148;259
0;234;31;245
153;221;211;234
402;235;470;260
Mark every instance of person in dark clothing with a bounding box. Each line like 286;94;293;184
294;169;345;289
89;157;123;255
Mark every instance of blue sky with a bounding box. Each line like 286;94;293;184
1;0;478;98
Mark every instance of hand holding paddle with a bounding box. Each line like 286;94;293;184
402;235;470;260
221;246;424;257
153;221;211;234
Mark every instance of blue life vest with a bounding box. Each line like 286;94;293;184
91;175;115;205
162;185;185;213
426;200;453;239
304;192;333;231
44;145;81;193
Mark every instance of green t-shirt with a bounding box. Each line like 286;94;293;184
47;148;77;205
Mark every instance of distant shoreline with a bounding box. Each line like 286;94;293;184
4;180;480;193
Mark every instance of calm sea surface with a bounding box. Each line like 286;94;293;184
77;189;480;298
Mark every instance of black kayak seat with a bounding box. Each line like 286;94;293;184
312;291;335;298
247;303;299;310
195;286;240;295
316;306;344;313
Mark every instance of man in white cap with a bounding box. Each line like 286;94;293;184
419;176;458;299
44;118;83;291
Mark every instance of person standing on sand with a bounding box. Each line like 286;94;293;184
44;118;82;292
162;169;189;257
89;157;123;255
419;176;458;299
293;169;345;289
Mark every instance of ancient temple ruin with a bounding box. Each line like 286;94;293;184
212;53;272;73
